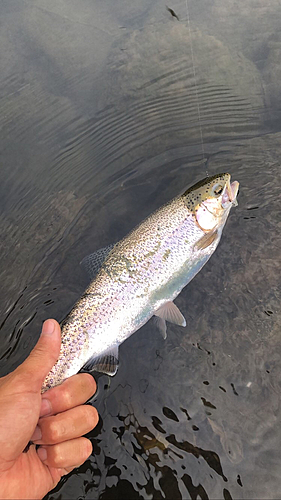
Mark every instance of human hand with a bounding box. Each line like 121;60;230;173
0;319;98;500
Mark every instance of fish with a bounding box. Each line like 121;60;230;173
42;173;239;393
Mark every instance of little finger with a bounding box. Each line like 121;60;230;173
37;437;92;469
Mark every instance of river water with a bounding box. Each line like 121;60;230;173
0;1;280;498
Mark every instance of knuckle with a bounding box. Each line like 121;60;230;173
60;387;74;409
47;419;61;443
51;446;64;467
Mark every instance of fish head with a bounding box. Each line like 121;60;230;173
182;173;239;231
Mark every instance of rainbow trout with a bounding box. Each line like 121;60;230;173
42;173;239;392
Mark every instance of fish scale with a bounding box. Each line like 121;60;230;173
42;173;239;393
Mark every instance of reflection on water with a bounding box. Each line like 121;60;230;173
0;0;281;498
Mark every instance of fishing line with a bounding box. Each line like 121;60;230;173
185;0;208;176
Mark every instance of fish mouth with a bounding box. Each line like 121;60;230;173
229;180;239;202
222;179;239;207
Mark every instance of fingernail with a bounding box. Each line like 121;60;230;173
37;447;47;461
40;398;52;417
31;425;42;442
41;319;55;337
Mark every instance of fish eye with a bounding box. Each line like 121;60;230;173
212;183;224;196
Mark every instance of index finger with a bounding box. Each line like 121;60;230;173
40;373;97;417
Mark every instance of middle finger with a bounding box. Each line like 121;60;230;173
39;373;97;417
33;405;98;445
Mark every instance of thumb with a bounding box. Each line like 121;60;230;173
0;321;61;465
19;319;61;390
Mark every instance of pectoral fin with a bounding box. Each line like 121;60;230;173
154;316;167;339
82;345;119;376
195;228;218;251
154;301;186;327
80;244;115;280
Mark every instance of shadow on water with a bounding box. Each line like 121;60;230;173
0;0;281;498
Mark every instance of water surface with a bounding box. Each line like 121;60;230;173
0;0;280;498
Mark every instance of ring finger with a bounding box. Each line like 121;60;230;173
33;405;98;445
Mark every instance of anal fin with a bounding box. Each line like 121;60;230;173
82;345;119;376
154;301;186;327
154;316;167;339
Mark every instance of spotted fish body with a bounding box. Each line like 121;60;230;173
42;173;239;392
